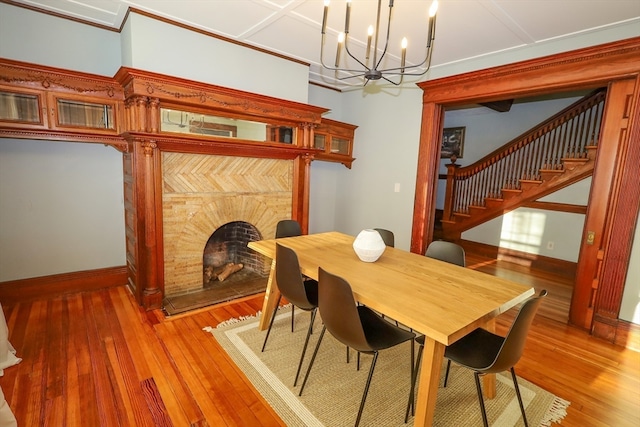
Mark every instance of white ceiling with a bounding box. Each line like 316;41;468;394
9;0;640;91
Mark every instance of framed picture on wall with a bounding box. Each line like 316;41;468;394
441;127;465;159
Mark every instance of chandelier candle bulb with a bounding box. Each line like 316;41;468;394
335;32;345;67
344;0;352;34
401;37;407;72
366;25;373;60
321;0;329;34
427;0;438;47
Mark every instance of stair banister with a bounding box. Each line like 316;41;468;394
440;89;606;238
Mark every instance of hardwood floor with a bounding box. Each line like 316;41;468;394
1;263;638;426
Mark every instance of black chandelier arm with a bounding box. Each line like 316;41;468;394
343;35;371;72
373;47;435;77
318;0;438;86
373;1;395;72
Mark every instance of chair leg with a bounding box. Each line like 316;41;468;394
405;343;423;423
510;368;529;427
291;305;295;332
299;326;326;396
293;309;317;386
443;359;452;387
354;352;379;427
261;295;282;352
473;373;490;427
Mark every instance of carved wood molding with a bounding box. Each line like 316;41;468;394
115;67;327;124
0;128;128;152
0;58;123;99
418;37;640;104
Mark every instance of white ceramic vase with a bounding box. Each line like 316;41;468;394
352;229;386;262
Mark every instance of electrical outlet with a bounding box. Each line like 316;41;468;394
546;241;555;250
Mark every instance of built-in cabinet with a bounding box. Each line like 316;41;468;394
0;58;358;309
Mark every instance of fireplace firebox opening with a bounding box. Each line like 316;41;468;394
203;221;266;287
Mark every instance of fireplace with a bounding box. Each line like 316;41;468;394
203;221;264;286
161;152;293;299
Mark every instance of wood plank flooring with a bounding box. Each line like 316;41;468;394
0;262;638;426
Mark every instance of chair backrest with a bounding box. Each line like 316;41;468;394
275;243;315;310
275;220;302;238
317;267;370;352
486;290;548;373
425;240;466;267
374;228;395;247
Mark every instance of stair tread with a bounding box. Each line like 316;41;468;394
452;212;471;218
520;179;543;184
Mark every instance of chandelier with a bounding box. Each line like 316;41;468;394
320;0;439;86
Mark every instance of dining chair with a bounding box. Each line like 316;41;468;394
373;228;395;247
275;219;302;239
406;290;548;426
299;267;416;427
425;240;465;267
275;219;303;329
261;243;318;386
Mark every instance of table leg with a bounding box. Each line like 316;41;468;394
258;259;281;331
483;318;496;398
413;337;445;427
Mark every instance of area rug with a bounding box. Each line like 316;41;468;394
204;306;569;427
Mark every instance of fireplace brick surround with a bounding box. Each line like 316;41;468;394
162;153;292;296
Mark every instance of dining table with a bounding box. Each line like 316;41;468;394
248;231;535;427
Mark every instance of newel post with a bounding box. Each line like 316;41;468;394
443;162;460;222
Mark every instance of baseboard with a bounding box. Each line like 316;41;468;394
613;320;640;351
459;239;577;280
0;266;127;303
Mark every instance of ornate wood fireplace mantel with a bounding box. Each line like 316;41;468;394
0;59;358;309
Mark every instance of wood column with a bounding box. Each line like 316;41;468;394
130;138;163;309
293;154;313;234
411;101;444;255
589;76;640;340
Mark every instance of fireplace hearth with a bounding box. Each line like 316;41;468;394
159;153;294;315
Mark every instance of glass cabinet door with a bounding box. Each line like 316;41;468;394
0;89;43;125
56;99;115;129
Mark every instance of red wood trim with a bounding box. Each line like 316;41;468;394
418;37;640;103
460;239;577;280
523;201;587;214
411;101;444;255
591;76;640;336
613;320;640;351
0;266;127;303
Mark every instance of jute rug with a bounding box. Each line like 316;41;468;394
204;306;569;427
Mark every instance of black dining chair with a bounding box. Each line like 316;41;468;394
261;243;318;386
373;228;395;247
299;267;416;427
275;219;302;239
425;240;465;267
275;219;303;329
406;290;548;426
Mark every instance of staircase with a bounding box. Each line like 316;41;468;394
440;89;606;240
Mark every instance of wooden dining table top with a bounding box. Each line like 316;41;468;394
248;231;534;346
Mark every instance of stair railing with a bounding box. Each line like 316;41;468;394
443;89;606;221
